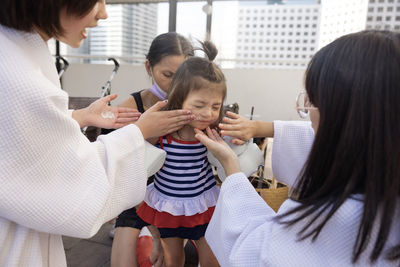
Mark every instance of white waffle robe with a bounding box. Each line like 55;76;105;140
205;120;399;266
0;25;148;266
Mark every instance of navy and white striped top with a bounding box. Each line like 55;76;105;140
154;135;216;198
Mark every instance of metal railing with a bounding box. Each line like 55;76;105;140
57;54;310;69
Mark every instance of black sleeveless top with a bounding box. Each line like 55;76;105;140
131;90;145;113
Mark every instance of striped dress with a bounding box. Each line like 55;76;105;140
136;134;220;240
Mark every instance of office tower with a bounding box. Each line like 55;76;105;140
235;0;369;69
366;0;400;32
68;3;158;64
318;0;369;49
236;2;320;69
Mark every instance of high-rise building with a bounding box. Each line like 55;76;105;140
235;0;369;69
318;0;369;49
67;3;158;64
236;2;321;69
366;0;400;32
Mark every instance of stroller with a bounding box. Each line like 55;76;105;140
83;58;120;141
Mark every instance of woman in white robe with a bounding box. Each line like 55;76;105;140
195;30;400;266
0;1;194;266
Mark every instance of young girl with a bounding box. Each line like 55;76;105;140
111;32;194;267
136;41;226;267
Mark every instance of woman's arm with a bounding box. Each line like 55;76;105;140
1;75;148;238
219;111;274;144
195;128;275;265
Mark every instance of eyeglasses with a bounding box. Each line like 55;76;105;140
296;91;317;119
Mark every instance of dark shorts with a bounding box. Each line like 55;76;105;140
115;206;141;229
115;175;155;229
134;216;208;240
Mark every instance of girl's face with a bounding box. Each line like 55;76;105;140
147;55;186;93
58;0;108;48
182;85;224;130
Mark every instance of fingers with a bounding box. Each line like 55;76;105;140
117;111;141;118
222;115;240;124
116;107;139;113
103;94;118;102
211;129;222;141
147;100;168;112
152;254;164;267
219;122;241;131
205;127;215;140
195;130;212;146
165;109;193;117
225;111;240;119
194;128;204;136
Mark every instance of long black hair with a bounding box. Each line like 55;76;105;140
278;30;400;263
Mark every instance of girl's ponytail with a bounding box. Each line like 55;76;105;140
200;41;218;61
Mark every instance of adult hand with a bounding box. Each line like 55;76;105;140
135;100;195;140
73;94;141;128
195;127;240;176
219;111;257;145
149;237;164;267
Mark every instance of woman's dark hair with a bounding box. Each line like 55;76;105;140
165;41;226;125
146;32;194;68
278;30;400;263
0;0;99;37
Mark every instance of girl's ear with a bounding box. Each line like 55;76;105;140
145;60;151;77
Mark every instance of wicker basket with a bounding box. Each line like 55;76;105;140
251;138;289;212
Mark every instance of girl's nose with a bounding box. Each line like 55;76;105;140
201;108;212;119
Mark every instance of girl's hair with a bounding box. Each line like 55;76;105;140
0;0;99;37
278;30;400;263
165;41;227;125
146;32;194;68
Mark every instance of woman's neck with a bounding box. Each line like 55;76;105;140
173;125;196;141
142;89;162;110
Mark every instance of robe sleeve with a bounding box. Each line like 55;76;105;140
205;172;276;266
272;120;314;187
0;68;147;238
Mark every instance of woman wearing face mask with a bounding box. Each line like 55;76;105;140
0;1;194;266
111;32;194;267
